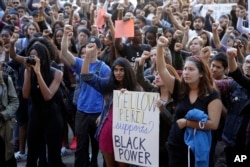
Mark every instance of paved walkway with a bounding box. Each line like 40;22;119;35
16;127;104;167
17;150;104;167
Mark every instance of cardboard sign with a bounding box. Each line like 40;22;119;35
113;90;160;167
95;8;106;29
115;20;134;38
200;3;237;21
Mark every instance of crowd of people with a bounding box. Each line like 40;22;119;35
0;0;250;167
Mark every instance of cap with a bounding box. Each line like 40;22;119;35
86;36;101;48
31;10;39;16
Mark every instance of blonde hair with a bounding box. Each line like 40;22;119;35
187;36;204;49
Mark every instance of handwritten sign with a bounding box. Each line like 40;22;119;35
115;20;134;38
200;3;236;21
113;90;160;167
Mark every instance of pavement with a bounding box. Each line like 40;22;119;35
17;127;104;167
17;150;104;167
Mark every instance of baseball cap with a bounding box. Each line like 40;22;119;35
86;36;101;48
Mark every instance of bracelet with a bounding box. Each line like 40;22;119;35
185;119;188;127
199;121;205;129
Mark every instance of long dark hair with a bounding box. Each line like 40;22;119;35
26;38;56;85
26;42;52;86
179;56;214;99
105;57;140;94
27;37;59;61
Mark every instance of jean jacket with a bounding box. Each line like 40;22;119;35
216;78;250;146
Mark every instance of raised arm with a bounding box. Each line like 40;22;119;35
236;10;249;34
135;51;155;92
61;25;76;66
104;13;115;39
81;44;93;75
164;7;185;31
9;33;26;64
227;48;250;91
212;23;222;49
81;44;109;93
227;48;238;73
221;26;234;46
156;36;175;94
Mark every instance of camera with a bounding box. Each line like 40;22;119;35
26;57;36;65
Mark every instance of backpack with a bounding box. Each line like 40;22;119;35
50;62;74;116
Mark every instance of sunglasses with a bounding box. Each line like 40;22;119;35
13;2;19;4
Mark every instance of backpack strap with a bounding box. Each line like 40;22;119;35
95;61;104;76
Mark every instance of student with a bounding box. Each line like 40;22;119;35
81;56;140;167
136;51;180;167
9;34;65;166
225;49;250;166
23;38;65;167
115;25;151;69
61;25;111;167
156;36;222;167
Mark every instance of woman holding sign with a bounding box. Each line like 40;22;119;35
156;36;222;167
81;52;141;167
135;51;180;167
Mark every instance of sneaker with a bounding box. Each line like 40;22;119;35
15;151;27;162
70;136;77;150
61;147;72;156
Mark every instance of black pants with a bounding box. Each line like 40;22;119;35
74;111;100;167
26;104;64;167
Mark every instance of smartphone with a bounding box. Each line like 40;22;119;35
157;28;163;38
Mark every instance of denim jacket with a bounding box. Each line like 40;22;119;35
216;78;250;146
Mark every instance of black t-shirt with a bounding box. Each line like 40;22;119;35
120;43;151;69
168;79;221;146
